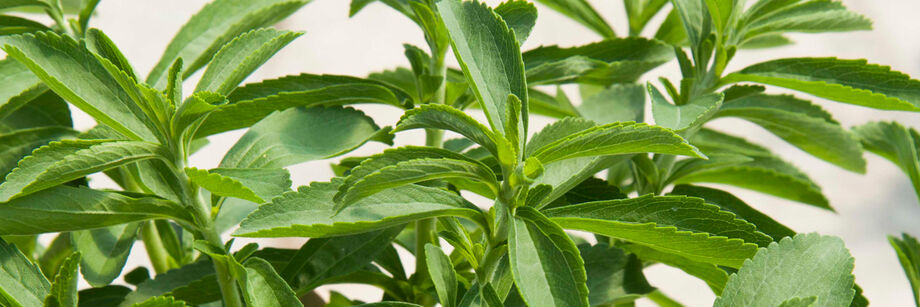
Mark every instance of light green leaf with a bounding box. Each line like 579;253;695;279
579;243;654;306
852;121;920;203
716;93;865;173
522;38;672;86
533;0;614;38
721;57;920;111
495;0;537;45
85;28;138;81
186;167;264;203
232;257;303;307
234;179;484;238
393;104;499;157
0;32;159;141
0;186;192;235
0;127;76;181
72;223;140;287
530;121;705;165
624;0;669;35
45;252;80;307
132;296;189;307
335;157;498;210
666;153;754;185
195;28;302;95
576;83;645;124
544;194;763;268
650;85;723;132
0;139;163;202
740;33;794;49
526;117;596;157
0;237;50;307
426;244;459;307
670;0;711;48
0;58;41;118
198;75;410;137
889;233;920;306
527;88;579;119
714;233;855;307
437;0;527;138
510;207;589;307
120;261;216;307
281;227;401;292
778;297;818;307
737;0;871;44
623;243;728;294
210;168;291;201
654;8;688;46
146;0;310;88
670;185;795;241
220;106;391;168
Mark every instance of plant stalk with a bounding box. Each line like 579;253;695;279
140;221;172;274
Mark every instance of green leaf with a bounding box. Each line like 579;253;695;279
437;0;527;138
120;261;217;306
579;243;654;306
72;223;140;287
394;104;499;157
739;33;794;49
0;237;50;307
220;106;391;168
624;0;669;35
0;58;41;118
623;243;728;294
778;297;818;307
495;0;537;45
0;139;163;202
889;233;920;306
195;28;302;95
77;285;131;307
0;32;159;141
186;167;264;203
198;76;408;137
721;57;920;111
714;233;855;307
852;121;920;202
234;179;484;238
544;195;762;268
0;127;76;181
231;257;303;307
510;207;589;307
522;38;672;86
716;93;865;172
0;186;191;235
736;0;871;44
670;185;795;241
533;0;613;37
650;85;723;132
45;252;80;307
84;28;138;81
146;0;310;88
527;88;578;119
576;83;645;124
426;244;459;307
530;121;705;165
280;227;401;292
210;168;291;201
0;15;49;35
670;0;712;48
684;129;830;210
132;296;189;307
654;8;688;46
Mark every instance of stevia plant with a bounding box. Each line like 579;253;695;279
1;0;920;306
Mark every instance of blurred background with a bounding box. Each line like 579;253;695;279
27;0;920;305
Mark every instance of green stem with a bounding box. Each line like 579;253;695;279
140;221;172;274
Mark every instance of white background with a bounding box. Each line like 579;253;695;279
27;0;920;306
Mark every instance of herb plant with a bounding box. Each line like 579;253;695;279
0;0;919;306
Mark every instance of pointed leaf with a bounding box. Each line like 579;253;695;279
45;252;80;307
72;223;140;287
0;127;76;181
132;296;189;307
234;179;484;238
533;0;613;37
716;93;865;172
394;104;499;157
199;75;409;137
146;0;309;88
221;106;391;168
0;58;41;118
737;0;871;43
670;0;712;48
624;0;669;35
670;185;795;241
721;57;920;111
232;257;303;307
0;32;158;141
530;122;705;165
714;233;855;307
510;207;589;307
623;243;728;294
495;0;537;45
576;83;645;124
853;121;920;202
579;243;654;306
0;186;192;235
650;85;723;132
544;195;763;268
523;38;672;85
437;0;527;138
0;140;163;202
426;244;459;307
0;89;72;133
195;28;302;95
889;233;920;306
186;167;263;203
120;261;217;307
0;237;50;307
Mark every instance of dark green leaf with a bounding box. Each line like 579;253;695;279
281;227;401;292
426;244;459;307
77;285;131;307
853;121;920;202
186;167;263;203
231;257;303;307
522;38;672;86
72;223;140;287
120;260;217;306
394;104;499;157
623;243;728;294
132;296;189;307
45;252;81;307
0;237;50;307
736;0;871;44
650;85;723;132
530;121;705;165
670;185;795;241
889;233;920;306
579;243;654;306
0;127;76;181
495;0;537;45
533;0;614;37
195;28;302;95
